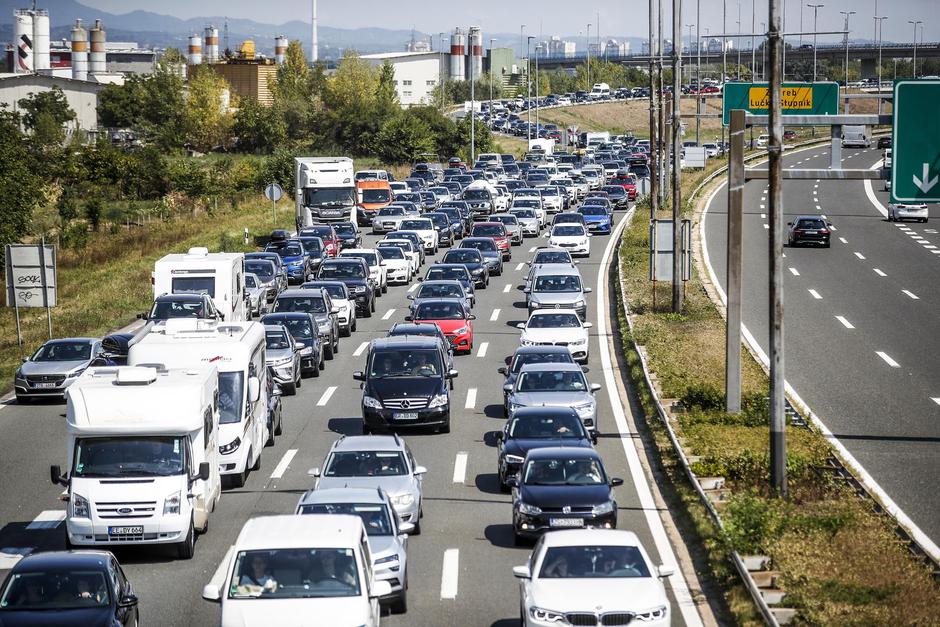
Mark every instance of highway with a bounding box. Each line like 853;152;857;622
702;141;940;551
0;208;703;625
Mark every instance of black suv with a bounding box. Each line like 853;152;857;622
143;293;222;322
316;258;376;317
496;407;594;490
354;336;458;434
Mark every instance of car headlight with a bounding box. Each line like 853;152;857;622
635;606;669;622
164;490;181;515
219;437;241;455
68;367;86;379
355;285;367;293
374;554;400;566
270;357;294;368
470;267;484;275
573;300;586;308
391;493;415;507
517;501;542;516
14;369;23;379
363;395;383;409
428;393;449;408
71;493;89;518
520;339;536;346
571;338;587;346
504;454;525;464
453;326;469;335
591;500;615;515
574;401;595;417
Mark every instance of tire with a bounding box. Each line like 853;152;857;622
412;519;422;536
390;591;408;615
351;317;358;332
229;468;247;488
15;395;30;405
513;531;526;547
439;418;451;434
283;380;297;396
371;297;376;313
382;282;388;294
177;519;195;559
275;411;283;436
333;333;340;355
362;303;372;318
295;369;302;389
324;337;335;360
266;424;275;447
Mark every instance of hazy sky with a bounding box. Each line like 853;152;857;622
81;0;937;44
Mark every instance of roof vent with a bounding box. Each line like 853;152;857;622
187;247;210;256
115;367;158;385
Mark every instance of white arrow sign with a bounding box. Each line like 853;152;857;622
913;163;938;194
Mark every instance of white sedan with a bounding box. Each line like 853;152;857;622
546;223;591;257
398;218;439;253
513;529;673;627
887;203;928;223
517;309;592;363
380;238;421;276
375;244;413;285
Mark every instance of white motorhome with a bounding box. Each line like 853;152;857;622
51;365;221;559
528;138;556;155
590;82;611;99
581;131;611;148
295;157;357;227
128;320;269;488
153;247;247;323
841;125;871;148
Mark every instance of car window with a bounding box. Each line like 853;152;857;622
523;457;605;486
265;330;292;350
538;545;650;578
32;341;92;362
553;225;585;237
518;370;587;392
443;250;481;263
319;263;366;279
150;299;206;320
377;247;404;260
378;207;405;217
509;414;584;438
245;262;275;281
0;569;111;609
369;349;443;377
463;239;497;252
264;317;313;339
229;548;360;599
580;206;607;216
533;275;581;292
472;225;505;237
418;284;463;299
511;351;574;373
426;267;468;281
796;219;826;229
528;313;581;328
415;301;465;320
275;296;326;314
298;503;393;536
533;252;572;265
325;451;407;476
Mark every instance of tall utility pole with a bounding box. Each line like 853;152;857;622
799;0;804;48
311;0;318;63
839;11;855;92
736;3;742;74
696;0;701;144
782;0;787;79
722;0;727;151
535;44;541;130
520;24;525;59
526;36;534;143
809;4;824;82
587;23;592;88
750;0;756;79
470;27;476;165
439;33;446;111
489;38;496;113
761;22;766;80
659;0;667;205
687;24;695;84
671;0;683;314
909;20;923;78
875;16;886;113
649;0;660;217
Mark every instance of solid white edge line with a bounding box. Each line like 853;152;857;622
489;308;501;321
316;386;337;406
440;548;460;599
353;341;369;357
835;315;855;329
269;449;298;480
477;342;489;357
464;388;477;409
701;165;940;564
381;309;396;320
598;210;703;627
876;351;901;368
452;452;468;483
863;160;889;218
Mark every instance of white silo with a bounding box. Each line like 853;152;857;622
468;26;482;80
188;34;203;65
204;26;219;62
89;19;107;75
275;36;288;64
13;10;33;73
449;28;465;82
32;9;50;71
70;19;88;81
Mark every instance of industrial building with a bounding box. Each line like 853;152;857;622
0;73;104;131
361;51;441;107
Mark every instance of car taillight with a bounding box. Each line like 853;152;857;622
819;229;830;235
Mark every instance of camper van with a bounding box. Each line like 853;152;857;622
152;248;247;323
50;365;221;559
841;125;871;149
128;320;269;488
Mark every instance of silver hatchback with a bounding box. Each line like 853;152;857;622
14;338;102;402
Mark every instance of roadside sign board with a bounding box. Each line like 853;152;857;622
891;80;940;203
5;244;57;308
722;81;839;126
264;183;283;203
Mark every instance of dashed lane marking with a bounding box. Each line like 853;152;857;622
477;342;489;357
25;510;66;530
854;252;866;260
269;449;298;480
452;452;468;483
902;290;919;299
465;388;477;409
876;352;900;368
353;341;369;357
382;309;396;320
503;284;512;293
490;309;501;321
440;549;460;599
316;386;337;406
873;268;887;277
835;316;855;329
808;289;822;299
789;267;800;276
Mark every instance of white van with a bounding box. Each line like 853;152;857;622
51;366;221;559
841;125;871;148
153;248;247;322
128;320;269;488
477;152;500;166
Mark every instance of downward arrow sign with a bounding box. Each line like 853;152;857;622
913;163;938;193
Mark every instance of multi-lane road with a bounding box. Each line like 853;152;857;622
0;206;705;625
702;141;940;554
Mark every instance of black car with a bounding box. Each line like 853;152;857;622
0;550;139;625
353;336;458;434
787;215;832;247
296;236;330;274
316;258;376;317
437;207;466;239
261;312;323;376
441;248;489;288
600;185;630;209
245;258;281;303
332;222;362;250
245;252;288;291
508;447;623;544
440;201;473;232
272;288;340;360
459;237;503;276
877;135;892;149
142;293;222;322
497;407;594;490
461;187;495;219
425;212;455;247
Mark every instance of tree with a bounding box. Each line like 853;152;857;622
233;97;286;153
373;112;434;164
182;66;233;152
0;108;43;250
97;74;149;128
324;50;379;111
375;60;399;121
272;40;316;141
454;114;494;162
18;87;75;146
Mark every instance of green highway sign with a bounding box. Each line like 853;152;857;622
722;81;840;126
891;80;940;203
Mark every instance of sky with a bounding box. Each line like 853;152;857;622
81;0;938;44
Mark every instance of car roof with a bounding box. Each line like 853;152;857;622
263;324;290;333
518;362;584;373
235;515;365;551
511;406;582;419
154;293;205;302
530;266;582;278
43;337;99;345
262;312;313;320
513;344;572;356
303;280;348;291
330;434;406;452
525;446;600;460
11;550;114;571
539;528;642;548
371;335;440;350
297;487;387;507
427;263;470;271
279;288;326;298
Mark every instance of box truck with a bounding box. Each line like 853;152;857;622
295;157;357;228
152;247;247;322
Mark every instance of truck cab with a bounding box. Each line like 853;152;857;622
355;179;393;227
295;157;357;227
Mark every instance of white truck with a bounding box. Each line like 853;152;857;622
128;320;269;488
528;138;556;155
51;365;221;559
590;82;611;99
580;131;611;148
295;157;357;228
152;247;247;323
841;125;871;148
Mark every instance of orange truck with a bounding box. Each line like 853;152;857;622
356;179;393;227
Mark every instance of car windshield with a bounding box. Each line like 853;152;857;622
418;284;464;299
264;316;314;340
266;330;291;350
796;219;827;229
298;503;393;536
528;313;581;328
361;188;391;203
518;370;587;392
533;252;572;265
400;220;432;231
493;216;518;226
523;457;605;486
472;225;504;237
319;263;366;279
149;299;206;320
553;225;584;237
580;206;607;216
275;296;327;314
426;268;468;281
32;341;91;362
540;189;559;197
343;253;377;266
537;546;651;579
415;301;465;320
303;187;355;208
443;250;481;263
603;187;625;197
171;276;215;297
0;570;111;609
378;207;405;217
228;549;361;599
303;227;334;240
511;351;574;373
73;436;186;477
381;241;411;254
325;451;407;476
377;247;404;260
463;189;489;200
509;414;584;439
369;349;443;378
534;275;581;292
427;215;448;228
511;209;536;218
245;262;275;281
333;225;356;237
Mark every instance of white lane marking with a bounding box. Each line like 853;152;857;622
814;183;819;188
923;245;937;249
489;308;501;321
26;510;66;530
902;290;919;299
821;214;827;219
854;252;866;260
926;229;938;234
910;235;926;241
862;161;890;219
381;309;396;320
808;289;822;299
760;204;766;209
760;213;766;219
465;388;477;409
839;237;848;244
932;397;940;407
598;210;703;627
835;316;855;329
815;204;822;210
270;449;298;480
503;284;512;293
763;224;769;229
353;341;369;357
440;549;460;599
528;246;537;252
932;250;940;255
452;452;468;483
408;283;420;293
477;342;489;357
788;267;800;276
873;268;887;277
317;386;337;406
876;351;900;368
514;262;524;271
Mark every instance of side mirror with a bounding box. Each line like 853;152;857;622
295;342;306;350
117;594;139;609
398;521;416;535
352;370;365;381
195;462;211;482
657;565;675;578
307;467;321;477
468;314;476;320
495;431;504;441
136;312;148;320
50;464;67;487
609;477;624;487
331;307;340;314
584;287;593;293
497;366;507;375
590;383;602;393
512;565;531;579
446;369;459;379
414;465;428;475
522;287;531;294
516;323;526;330
248;376;261;403
787;222;792;226
404;315;413;321
21;356;28;363
503;383;513;393
505;475;519;488
407;295;415;300
583;322;593;329
371;580;393;599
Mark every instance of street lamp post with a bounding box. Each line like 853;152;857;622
526;36;535;144
751;0;756;79
439;33;446;111
470;27;475;165
686;24;695;86
875;16;886;112
908;20;923;78
840;11;855;93
535;44;541;131
736;2;742;75
489;38;496;114
808;4;824;83
761;22;766;80
722;0;727;152
587;23;592;88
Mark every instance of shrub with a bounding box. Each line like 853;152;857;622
681;382;724;411
722;491;788;554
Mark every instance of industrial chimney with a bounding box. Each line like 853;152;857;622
311;0;318;63
70;18;88;80
204;25;219;63
32;9;50;71
89;19;107;76
449;28;465;82
468;26;482;81
188;34;203;65
13;10;33;73
275;36;288;64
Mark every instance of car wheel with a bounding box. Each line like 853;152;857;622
351;317;358;332
440;418;451;434
251;448;261;471
324;339;335;360
412;518;422;535
513;530;527;547
229;467;247;488
283;380;297;396
295;368;301;388
390;591;408;615
382;282;388;294
176;518;195;560
275;410;283;436
15;395;30;405
266;423;275;446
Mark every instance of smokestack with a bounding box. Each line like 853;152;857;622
449;27;465;82
468;26;482;81
188;34;203;65
204;25;219;63
89;19;107;76
70;19;88;81
311;0;318;63
13;10;33;73
275;36;288;64
32;9;50;71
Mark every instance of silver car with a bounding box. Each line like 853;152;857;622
264;324;302;395
13;338;102;402
505;362;602;434
407;279;474;312
509;208;540;237
525;266;591;320
244;272;268;318
295;487;413;614
310;435;427;529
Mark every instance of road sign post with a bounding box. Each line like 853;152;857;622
264;183;284;224
5;242;57;352
891;80;940;203
722;81;839;126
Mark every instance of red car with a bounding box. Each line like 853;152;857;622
470;222;511;260
610;174;638;201
701;85;721;94
300;225;339;257
406;299;475;353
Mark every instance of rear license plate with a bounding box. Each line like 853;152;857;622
549;518;584;528
394;412;419;421
34;382;57;389
109;526;143;535
803;230;817;235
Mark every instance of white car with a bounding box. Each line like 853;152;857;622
887;203;928;223
202;515;390;627
379;238;421;276
581;167;604;188
389;181;409;195
375;243;413;285
513;529;673;627
756;134;770;147
493;185;511;212
509;208;541;237
539;188;564;214
517;309;592;363
511;197;547;227
546;223;591;257
398;218;439;253
341;248;388;295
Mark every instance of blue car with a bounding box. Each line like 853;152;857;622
578;205;613;234
266;240;309;285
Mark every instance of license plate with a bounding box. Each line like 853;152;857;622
34;382;57;389
393;412;419;421
803;230;817;235
109;526;143;535
549;518;584;528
